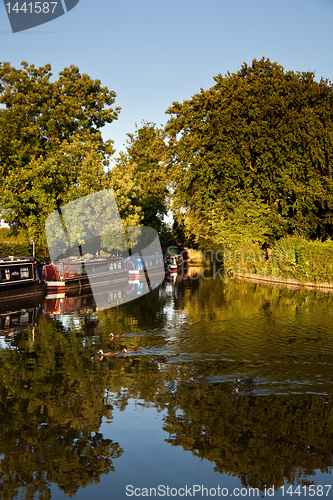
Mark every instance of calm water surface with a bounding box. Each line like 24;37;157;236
1;269;333;499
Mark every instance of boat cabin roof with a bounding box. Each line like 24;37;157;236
0;256;35;263
56;256;124;264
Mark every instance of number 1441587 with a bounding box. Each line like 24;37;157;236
281;485;331;496
5;2;58;14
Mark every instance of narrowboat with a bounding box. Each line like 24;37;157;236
125;255;165;280
0;256;44;297
43;256;128;292
165;253;184;273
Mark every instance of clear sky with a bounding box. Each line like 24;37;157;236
1;0;333;157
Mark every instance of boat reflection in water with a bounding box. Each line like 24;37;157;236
44;277;164;316
166;271;178;283
0;304;43;338
0;294;43;340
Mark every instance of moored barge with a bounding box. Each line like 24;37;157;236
165;253;184;273
0;256;44;297
43;256;128;291
125;255;165;280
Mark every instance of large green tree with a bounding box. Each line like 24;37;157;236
0;61;120;242
113;121;169;236
165;58;333;248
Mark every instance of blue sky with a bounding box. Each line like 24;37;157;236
1;0;333;157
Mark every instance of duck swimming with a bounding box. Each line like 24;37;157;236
97;349;119;357
122;348;140;354
150;356;167;363
109;333;125;338
189;376;208;383
233;386;255;395
236;377;255;385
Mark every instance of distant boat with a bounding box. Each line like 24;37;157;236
165;253;184;273
0;256;44;297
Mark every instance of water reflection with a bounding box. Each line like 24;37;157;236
1;271;333;497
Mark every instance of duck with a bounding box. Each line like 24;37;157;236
233;386;255;395
97;349;119;357
236;377;255;385
189;376;208;383
149;356;168;363
122;348;140;354
109;333;125;338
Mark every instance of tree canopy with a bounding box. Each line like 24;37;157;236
165;57;333;248
0;61;120;242
112;121;169;236
2;59;333;250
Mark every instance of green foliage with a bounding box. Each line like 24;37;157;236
105;157;144;228
0;61;120;243
165;57;333;246
0;227;48;261
114;121;169;234
202;197;286;250
0;227;28;243
0;241;31;258
220;235;333;283
269;236;333;282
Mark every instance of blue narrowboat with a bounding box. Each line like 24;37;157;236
125;255;165;280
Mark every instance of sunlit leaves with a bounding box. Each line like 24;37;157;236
165;57;333;246
0;61;120;243
116;122;169;235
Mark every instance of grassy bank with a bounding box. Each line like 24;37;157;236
219;236;333;284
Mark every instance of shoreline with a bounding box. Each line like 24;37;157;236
186;262;333;292
238;273;333;292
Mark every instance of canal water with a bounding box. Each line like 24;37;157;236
1;268;333;499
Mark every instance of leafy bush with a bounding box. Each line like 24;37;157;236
0;228;49;262
220;236;333;283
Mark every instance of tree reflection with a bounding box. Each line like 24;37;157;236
0;317;123;498
83;352;333;492
1;276;333;496
162;383;333;490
